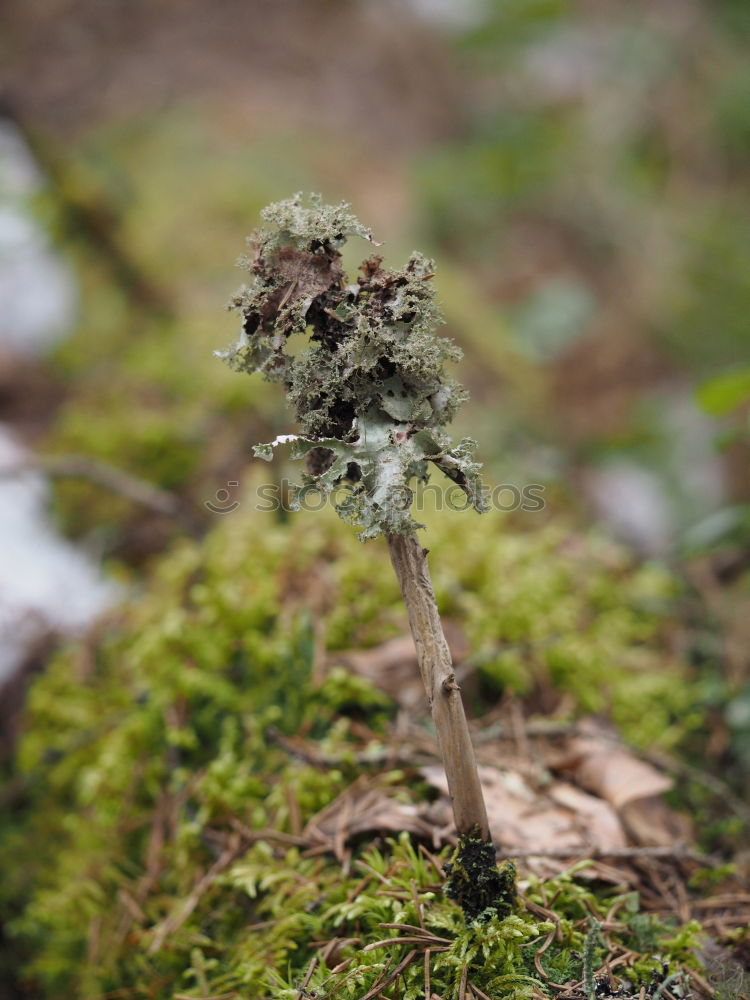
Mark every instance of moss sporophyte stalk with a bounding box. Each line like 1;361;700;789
218;193;511;919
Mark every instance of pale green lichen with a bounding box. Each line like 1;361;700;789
218;193;487;538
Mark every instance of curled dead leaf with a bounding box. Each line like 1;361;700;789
560;720;672;810
329;622;469;711
303;776;439;861
421;763;627;855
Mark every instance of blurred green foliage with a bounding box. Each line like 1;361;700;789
419;1;750;368
413;0;750;542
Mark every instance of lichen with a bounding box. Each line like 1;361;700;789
218;193;487;538
444;830;518;922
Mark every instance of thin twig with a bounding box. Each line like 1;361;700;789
508;846;713;863
363;937;449;952
521;896;562;926
1;456;181;517
686;967;717;998
147;836;244;954
227;818;311;848
469;986;493;1000
691;894;750;908
358;950;418;1000
419;843;446;880
458;963;468;1000
387;532;490;840
173;993;236;1000
294;957;318;1000
378;923;450;941
533;930;556;980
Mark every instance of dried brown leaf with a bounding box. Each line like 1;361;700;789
302;777;435;860
421;762;628;855
329;623;468;711
561;721;673;811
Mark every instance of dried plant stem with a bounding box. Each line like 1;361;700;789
1;456;180;516
387;531;490;841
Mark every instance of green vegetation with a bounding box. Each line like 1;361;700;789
2;3;749;994
0;500;709;997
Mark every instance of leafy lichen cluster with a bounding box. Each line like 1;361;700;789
219;193;486;538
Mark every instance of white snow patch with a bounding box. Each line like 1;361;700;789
584;461;673;556
396;0;486;29
0;427;116;684
0;119;78;356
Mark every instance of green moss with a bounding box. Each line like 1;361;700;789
0;499;704;995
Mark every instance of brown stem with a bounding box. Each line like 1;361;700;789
386;531;490;841
0;455;180;516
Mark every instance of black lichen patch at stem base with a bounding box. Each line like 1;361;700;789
443;830;517;923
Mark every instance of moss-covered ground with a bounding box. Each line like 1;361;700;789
2;498;745;998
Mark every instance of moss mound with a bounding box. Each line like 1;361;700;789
1;499;708;997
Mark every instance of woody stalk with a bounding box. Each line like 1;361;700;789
218;194;514;919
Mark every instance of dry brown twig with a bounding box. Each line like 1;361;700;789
387;533;491;842
1;456;181;517
294;957;318;1000
147;834;245;954
357;949;418;1000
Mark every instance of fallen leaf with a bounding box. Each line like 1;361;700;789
329;622;469;711
539;719;691;847
560;720;672;811
421;763;627;855
620;796;692;847
303;776;438;860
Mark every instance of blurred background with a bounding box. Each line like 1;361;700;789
2;3;750;995
0;0;748;769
